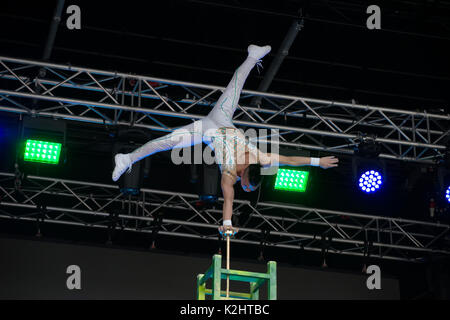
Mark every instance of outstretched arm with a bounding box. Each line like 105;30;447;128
260;153;339;169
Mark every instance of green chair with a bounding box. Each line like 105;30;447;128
196;254;277;300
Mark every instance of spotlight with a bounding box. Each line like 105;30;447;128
18;116;67;171
24;139;62;164
437;163;450;204
358;170;383;193
274;168;309;192
352;140;386;194
443;143;450;169
355;135;381;158
198;163;221;203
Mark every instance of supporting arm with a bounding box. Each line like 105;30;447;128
221;174;235;223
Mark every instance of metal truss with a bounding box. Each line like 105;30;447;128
0;172;449;263
0;56;449;163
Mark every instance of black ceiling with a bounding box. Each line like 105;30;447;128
1;0;450;109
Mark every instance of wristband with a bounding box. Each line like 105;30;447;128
310;157;320;166
223;219;232;226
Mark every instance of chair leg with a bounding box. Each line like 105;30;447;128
212;254;222;300
197;274;206;300
250;282;259;300
267;261;277;300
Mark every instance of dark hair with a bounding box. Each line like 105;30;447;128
247;164;262;189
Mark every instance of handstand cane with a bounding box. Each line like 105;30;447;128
225;230;232;299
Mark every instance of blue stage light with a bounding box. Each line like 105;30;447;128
359;170;382;193
446;186;450;203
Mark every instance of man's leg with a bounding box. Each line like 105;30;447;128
207;45;271;127
129;121;204;163
112;120;204;181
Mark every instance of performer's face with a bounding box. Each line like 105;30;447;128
241;168;256;192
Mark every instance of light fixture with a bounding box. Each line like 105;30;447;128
198;163;221;203
18;116;66;171
274;168;309;192
358;170;383;193
23;139;62;164
354;134;381;158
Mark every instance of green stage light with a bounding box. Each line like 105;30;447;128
274;168;309;192
23;139;62;164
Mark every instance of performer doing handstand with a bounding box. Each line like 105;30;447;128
112;44;339;234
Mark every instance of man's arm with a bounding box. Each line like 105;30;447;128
260;152;339;169
221;174;235;223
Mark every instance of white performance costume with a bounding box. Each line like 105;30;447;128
112;44;272;183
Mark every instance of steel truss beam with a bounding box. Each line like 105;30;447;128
0;172;448;263
0;56;449;163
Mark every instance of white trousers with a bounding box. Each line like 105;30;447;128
128;55;259;164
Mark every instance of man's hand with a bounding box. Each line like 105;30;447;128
319;156;339;169
218;225;239;236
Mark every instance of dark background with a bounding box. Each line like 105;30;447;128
0;236;400;299
2;0;450;109
0;0;449;299
0;0;449;220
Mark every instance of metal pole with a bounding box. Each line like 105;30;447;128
0;171;448;228
0;200;448;254
2;178;437;242
42;0;66;61
0;213;424;263
226;231;231;299
0;89;445;150
251;19;303;106
0;73;445;137
0;106;435;163
0;55;449;120
0;183;440;241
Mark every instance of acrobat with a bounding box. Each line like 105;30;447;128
112;44;339;234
